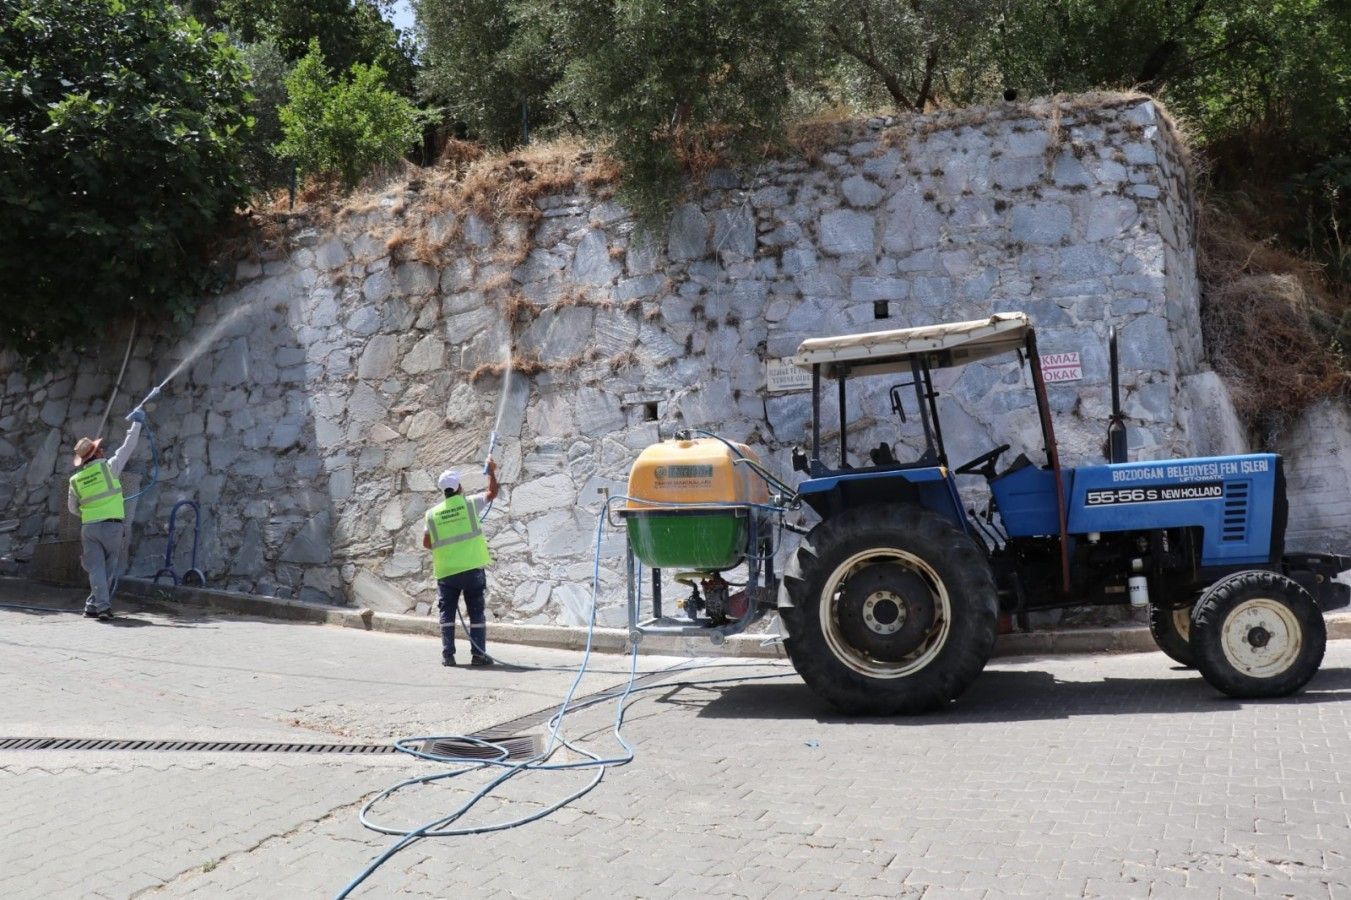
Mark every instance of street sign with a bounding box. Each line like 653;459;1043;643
766;359;812;394
1040;351;1082;384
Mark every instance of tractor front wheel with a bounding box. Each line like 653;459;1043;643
779;505;997;715
1191;571;1326;699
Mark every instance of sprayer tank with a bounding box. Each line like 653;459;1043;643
622;438;770;571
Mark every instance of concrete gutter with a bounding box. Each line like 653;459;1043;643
110;576;1351;660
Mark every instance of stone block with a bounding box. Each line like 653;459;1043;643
347;382;387;424
850;277;908;302
395;261;438;296
818;209;875;255
1011;202;1071;245
616;274;666;302
463;214;493;247
24;428;61;488
363;269;393;304
712;208;756;257
1118;314;1173;371
351;569;417;613
1086;196;1139;242
358;335;398;379
572;228;620;285
1052;151;1092;187
668;204;709;260
575;386;625;435
280;510;332;564
1124;380;1172;423
511;473;576;516
401;334;444;375
405;409;441;440
781;248;817;275
842;175;884;208
39;398;68;428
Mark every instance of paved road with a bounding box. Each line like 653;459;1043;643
3;579;1351;898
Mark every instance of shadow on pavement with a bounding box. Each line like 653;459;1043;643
688;666;1351;724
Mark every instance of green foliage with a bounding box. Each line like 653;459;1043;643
417;0;815;225
415;0;549;148
546;0;817;226
195;0;416;95
276;39;424;189
0;0;252;363
814;0;1001;111
237;39;290;187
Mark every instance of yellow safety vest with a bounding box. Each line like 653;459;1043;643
426;494;491;579
69;460;125;524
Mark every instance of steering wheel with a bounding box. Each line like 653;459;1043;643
954;444;1011;478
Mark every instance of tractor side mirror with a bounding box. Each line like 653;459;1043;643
791;447;809;473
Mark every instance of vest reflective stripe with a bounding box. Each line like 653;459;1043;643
69;460;125;524
426;495;491;579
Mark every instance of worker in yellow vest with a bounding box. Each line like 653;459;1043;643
422;460;499;666
67;410;146;620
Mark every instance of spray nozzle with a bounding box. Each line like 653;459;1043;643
483;431;497;474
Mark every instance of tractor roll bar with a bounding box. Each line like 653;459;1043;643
1025;329;1071;595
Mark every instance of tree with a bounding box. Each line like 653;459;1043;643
197;0;416;94
276;39;423;188
415;0;557;148
815;0;999;111
238;39;291;187
0;0;252;362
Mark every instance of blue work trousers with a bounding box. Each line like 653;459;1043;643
438;568;487;660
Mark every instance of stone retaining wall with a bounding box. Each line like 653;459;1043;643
1;94;1243;624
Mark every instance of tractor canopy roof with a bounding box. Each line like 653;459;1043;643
791;312;1029;378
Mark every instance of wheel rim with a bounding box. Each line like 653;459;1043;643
819;548;952;679
1172;606;1191;642
1219;597;1302;678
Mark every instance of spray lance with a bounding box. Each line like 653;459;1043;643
121;385;162;502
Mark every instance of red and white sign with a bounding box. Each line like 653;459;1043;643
1040;352;1082;383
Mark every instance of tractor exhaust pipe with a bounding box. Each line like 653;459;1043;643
1107;327;1128;464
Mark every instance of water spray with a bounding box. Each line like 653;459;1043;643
482;431;497;474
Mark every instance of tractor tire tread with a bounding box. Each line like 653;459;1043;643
779;505;997;716
1148;601;1195;668
1191;570;1325;699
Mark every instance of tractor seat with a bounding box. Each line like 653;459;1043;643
995;452;1035;480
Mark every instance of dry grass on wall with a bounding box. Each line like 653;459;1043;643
1198;199;1349;438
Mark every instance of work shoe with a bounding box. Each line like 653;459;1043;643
442;656;457;667
83;608;99;619
470;654;495;667
96;609;114;621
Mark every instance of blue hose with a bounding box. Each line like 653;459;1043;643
335;497;793;898
124;419;159;503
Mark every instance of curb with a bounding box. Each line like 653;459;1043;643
104;576;1346;660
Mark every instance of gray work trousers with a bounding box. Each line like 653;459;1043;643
80;520;124;612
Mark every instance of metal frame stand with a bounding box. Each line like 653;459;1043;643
625;511;775;647
153;500;207;587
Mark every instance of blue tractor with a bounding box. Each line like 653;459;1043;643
777;312;1349;714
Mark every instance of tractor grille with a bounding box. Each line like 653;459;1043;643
1222;481;1250;543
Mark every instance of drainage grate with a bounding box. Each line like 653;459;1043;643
423;734;543;761
0;737;400;754
0;665;694;759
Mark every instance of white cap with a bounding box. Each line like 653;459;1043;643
437;469;461;491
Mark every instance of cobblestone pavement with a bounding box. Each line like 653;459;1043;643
4;580;1351;898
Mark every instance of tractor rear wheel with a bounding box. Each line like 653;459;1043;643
779;505;997;715
1191;571;1325;699
1148;600;1195;667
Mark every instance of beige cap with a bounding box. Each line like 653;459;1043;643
72;436;103;467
